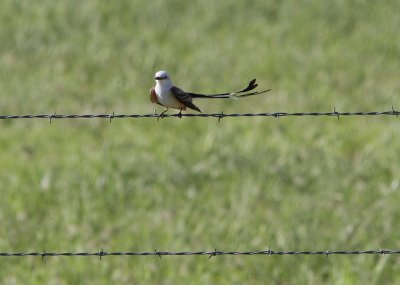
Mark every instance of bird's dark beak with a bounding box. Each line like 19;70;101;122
155;76;162;80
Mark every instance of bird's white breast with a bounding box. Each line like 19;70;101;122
155;83;182;108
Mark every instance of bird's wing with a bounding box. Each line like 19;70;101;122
170;86;192;103
171;86;202;112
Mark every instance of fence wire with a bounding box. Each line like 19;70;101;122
1;110;399;260
1;248;399;259
0;107;399;122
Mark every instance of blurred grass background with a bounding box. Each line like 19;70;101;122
0;0;400;284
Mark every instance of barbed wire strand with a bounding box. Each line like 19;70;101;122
1;248;399;259
0;107;399;122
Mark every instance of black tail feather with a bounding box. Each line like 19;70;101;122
239;79;258;93
189;79;270;99
188;79;264;99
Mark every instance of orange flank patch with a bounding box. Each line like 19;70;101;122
150;87;159;104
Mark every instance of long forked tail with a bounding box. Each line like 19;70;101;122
189;79;271;99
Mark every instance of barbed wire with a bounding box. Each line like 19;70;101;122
1;248;399;259
0;107;399;122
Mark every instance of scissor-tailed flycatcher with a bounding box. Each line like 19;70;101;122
150;70;270;116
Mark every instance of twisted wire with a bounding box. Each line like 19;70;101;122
0;107;399;122
1;248;399;259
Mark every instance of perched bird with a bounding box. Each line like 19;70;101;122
150;70;270;116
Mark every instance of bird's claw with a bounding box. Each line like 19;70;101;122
177;110;183;119
158;110;167;119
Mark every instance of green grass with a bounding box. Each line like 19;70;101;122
1;0;400;284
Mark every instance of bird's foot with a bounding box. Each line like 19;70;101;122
177;109;183;119
158;109;168;119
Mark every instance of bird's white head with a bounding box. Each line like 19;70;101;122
154;70;172;88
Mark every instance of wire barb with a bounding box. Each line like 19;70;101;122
155;249;162;259
333;106;340;120
392;106;399;117
49;112;56;124
218;111;224;123
109;112;115;123
208;249;217;259
99;248;105;260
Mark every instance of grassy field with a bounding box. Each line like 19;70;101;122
0;0;400;284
